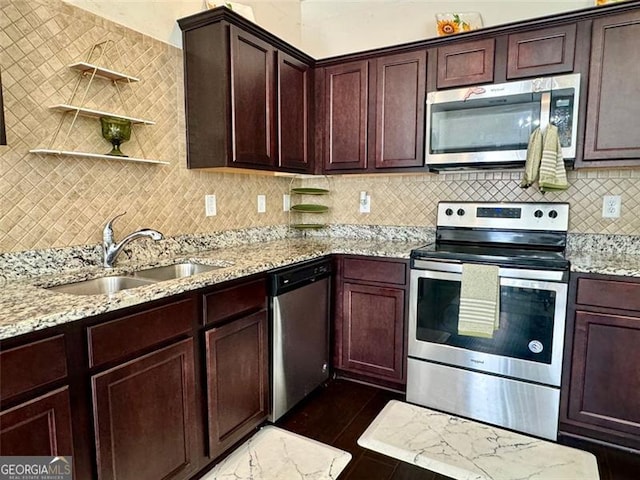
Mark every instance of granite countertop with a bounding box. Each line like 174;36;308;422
0;237;422;340
5;230;640;342
567;251;640;278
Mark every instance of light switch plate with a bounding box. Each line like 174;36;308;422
359;191;371;214
205;194;217;216
602;195;621;218
283;194;290;212
257;194;266;213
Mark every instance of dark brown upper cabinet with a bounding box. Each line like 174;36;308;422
436;38;494;89
277;52;311;171
374;52;427;169
506;24;576;79
323;60;369;171
322;50;427;173
581;9;640;165
230;27;276;167
178;8;314;173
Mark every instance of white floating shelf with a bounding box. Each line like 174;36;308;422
48;104;155;125
29;149;170;165
68;62;140;83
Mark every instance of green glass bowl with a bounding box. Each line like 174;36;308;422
100;116;132;157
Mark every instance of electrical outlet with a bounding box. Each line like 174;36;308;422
205;194;217;216
257;194;266;213
602;195;621;218
359;191;371;214
283;194;290;212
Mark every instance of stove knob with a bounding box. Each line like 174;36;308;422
445;208;454;216
457;208;465;216
534;209;544;218
549;210;558;219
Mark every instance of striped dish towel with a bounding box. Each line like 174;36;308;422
520;127;542;189
458;264;500;339
539;124;568;192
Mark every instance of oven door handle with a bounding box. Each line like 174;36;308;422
411;260;568;282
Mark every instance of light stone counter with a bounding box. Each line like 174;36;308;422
359;400;599;480
0;237;423;340
568;251;640;278
4;226;640;341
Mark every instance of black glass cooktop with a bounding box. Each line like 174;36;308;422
411;242;569;270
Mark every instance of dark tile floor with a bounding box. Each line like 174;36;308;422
276;379;640;480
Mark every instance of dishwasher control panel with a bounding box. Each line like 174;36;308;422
269;258;332;296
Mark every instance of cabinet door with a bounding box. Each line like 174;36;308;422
584;11;640;161
567;311;640;441
92;339;197;480
230;26;276;167
205;310;268;459
374;51;426;169
341;283;405;382
324;60;369;171
1;387;73;457
436;38;495;89
277;51;311;172
507;24;576;79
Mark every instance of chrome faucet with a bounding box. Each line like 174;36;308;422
102;212;163;268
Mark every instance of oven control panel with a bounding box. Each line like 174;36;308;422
437;202;569;231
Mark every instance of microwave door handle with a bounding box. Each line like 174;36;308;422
540;91;551;132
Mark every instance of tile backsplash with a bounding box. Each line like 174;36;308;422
303;169;640;236
3;0;640;255
1;0;291;253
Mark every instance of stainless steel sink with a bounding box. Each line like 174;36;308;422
132;262;223;282
48;276;157;296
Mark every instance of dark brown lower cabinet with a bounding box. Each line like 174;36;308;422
92;339;198;480
205;310;269;459
0;387;73;457
342;283;405;382
334;256;408;388
561;274;640;451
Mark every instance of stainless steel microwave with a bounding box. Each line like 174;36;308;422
425;73;580;171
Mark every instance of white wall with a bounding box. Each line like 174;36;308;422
300;1;594;58
65;0;303;48
65;0;594;57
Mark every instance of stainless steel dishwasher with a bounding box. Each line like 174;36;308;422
268;257;332;422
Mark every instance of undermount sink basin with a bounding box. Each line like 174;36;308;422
48;276;156;296
132;262;223;282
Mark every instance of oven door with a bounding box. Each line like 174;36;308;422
408;262;568;387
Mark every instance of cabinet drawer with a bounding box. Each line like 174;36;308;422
204;279;266;325
0;335;67;400
87;297;196;368
576;278;640;312
342;257;407;286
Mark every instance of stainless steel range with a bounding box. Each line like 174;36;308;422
407;201;570;440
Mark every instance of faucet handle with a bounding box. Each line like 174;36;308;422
103;212;127;243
